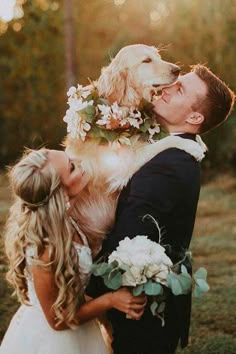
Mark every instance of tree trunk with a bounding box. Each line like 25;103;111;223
64;0;77;89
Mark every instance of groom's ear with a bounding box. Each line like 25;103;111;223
186;112;205;126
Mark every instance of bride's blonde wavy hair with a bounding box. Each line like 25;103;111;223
5;148;82;328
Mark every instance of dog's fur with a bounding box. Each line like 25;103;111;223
65;44;204;255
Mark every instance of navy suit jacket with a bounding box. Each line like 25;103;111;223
87;134;201;353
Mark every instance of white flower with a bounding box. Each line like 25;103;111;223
108;235;172;287
63;109;79;138
153;263;170;285
63;99;93;140
122;266;147;286
97;102;124;129
77;117;91;141
67;86;77;97
80;86;92;99
68;97;93;112
148;124;161;143
97;104;112;118
120;109;143;129
110;102;124;120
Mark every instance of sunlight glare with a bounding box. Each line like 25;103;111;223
0;0;16;22
114;0;126;6
13;22;22;32
100;151;121;172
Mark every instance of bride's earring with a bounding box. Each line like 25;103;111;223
65;200;71;211
64;193;71;211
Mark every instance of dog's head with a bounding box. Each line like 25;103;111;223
97;44;180;107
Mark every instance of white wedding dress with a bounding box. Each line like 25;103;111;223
0;232;109;354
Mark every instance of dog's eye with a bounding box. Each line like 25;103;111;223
142;58;152;63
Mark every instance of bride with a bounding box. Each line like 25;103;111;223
0;148;146;354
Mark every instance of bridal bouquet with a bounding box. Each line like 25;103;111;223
91;235;209;325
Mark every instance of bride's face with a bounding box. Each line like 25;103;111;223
47;150;89;198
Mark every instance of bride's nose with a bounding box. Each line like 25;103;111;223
73;159;83;168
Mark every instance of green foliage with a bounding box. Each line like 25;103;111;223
0;0;235;172
167;266;192;295
1;173;236;350
193;267;210;297
143;280;163;296
0;1;66;166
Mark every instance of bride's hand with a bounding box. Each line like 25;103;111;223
109;287;146;320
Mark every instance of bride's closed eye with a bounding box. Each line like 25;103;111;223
70;162;75;173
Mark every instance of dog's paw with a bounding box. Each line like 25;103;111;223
161;135;207;161
178;138;206;161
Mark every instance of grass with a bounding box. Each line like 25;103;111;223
177;174;236;354
0;173;236;353
0;173;19;341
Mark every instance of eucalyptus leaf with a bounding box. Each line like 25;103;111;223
110;260;119;268
105;269;122;290
139;119;151;133
177;273;192;294
91;262;113;276
150;300;158;316
194;267;207;281
193;285;205;298
83;105;96;115
144;280;163;296
195;278;210;292
99;129;119;142
85;93;97;102
132;284;144;296
86;114;96;123
97;98;111;106
157;301;166;314
167;273;183;296
181;264;188;274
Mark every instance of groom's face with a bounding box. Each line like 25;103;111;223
152;72;207;132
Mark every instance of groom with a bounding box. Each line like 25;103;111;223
87;64;235;354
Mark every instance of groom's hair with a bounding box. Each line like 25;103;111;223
191;64;235;134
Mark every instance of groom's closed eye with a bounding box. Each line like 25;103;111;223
70;162;75;173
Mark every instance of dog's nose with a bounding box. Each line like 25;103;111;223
171;65;181;76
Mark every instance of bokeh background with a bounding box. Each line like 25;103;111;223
0;1;236;353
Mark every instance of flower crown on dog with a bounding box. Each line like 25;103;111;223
63;82;166;147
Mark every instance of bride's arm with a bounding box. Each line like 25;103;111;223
32;251;146;330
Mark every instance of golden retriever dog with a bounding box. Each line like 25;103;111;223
65;44;206;254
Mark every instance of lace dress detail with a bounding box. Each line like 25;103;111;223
0;223;108;354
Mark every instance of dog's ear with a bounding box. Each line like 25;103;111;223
97;58;128;104
97;60;141;106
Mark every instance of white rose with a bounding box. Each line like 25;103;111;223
122;266;146;286
130;253;150;268
108;250;132;267
154;264;169;285
145;263;161;278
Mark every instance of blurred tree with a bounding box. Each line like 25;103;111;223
0;0;235;174
64;0;77;88
0;0;65;166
